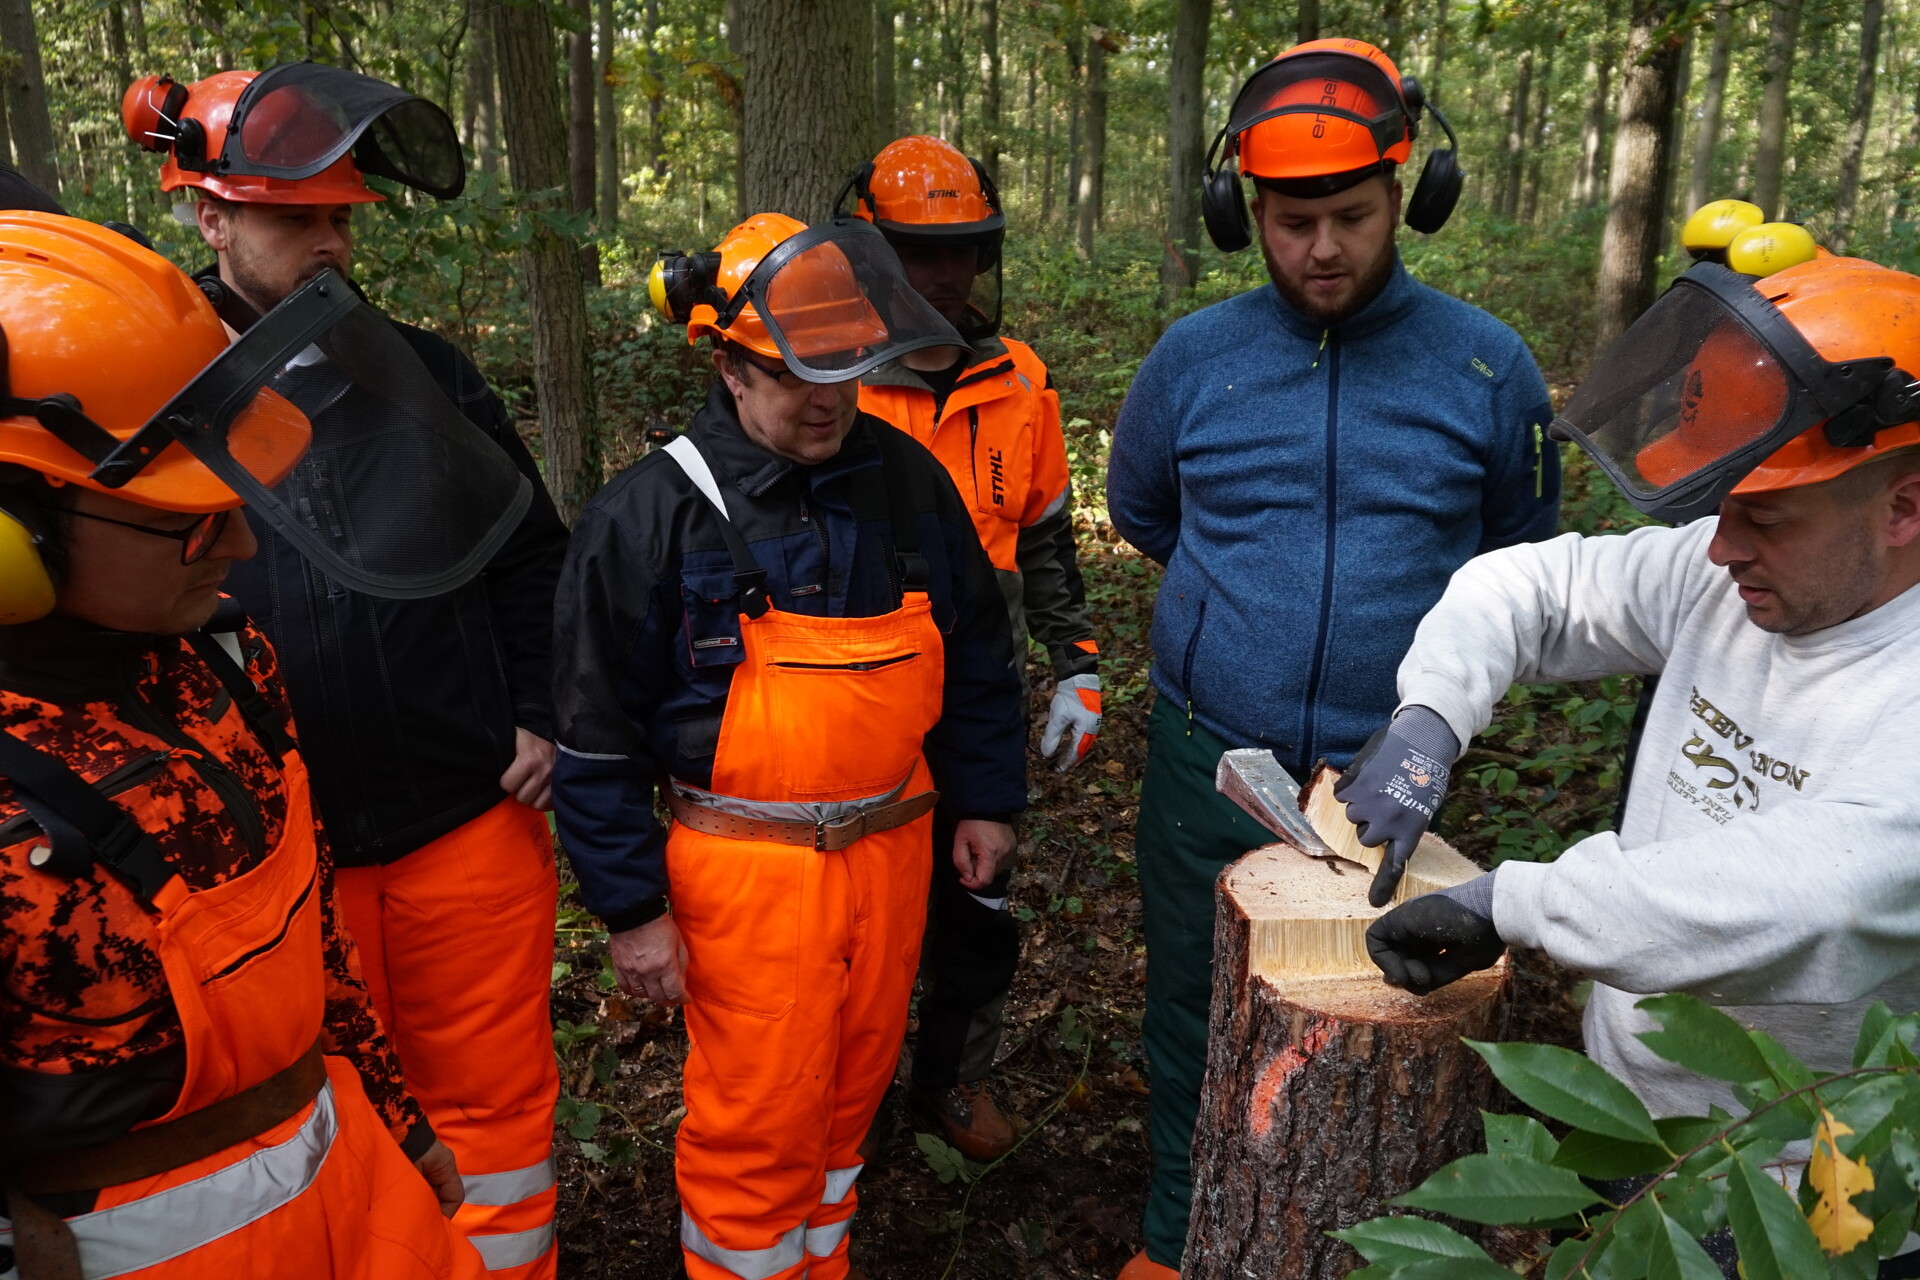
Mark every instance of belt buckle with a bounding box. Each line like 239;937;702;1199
814;812;865;851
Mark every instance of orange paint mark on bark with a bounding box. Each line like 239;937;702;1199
1249;1024;1333;1138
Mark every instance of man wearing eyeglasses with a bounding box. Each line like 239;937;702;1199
127;67;570;1279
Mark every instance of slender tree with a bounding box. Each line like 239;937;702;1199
1500;49;1534;220
0;0;60;195
1595;0;1688;351
466;0;501;183
1832;0;1885;252
1075;26;1109;260
597;0;619;227
1522;45;1554;223
739;0;874;221
874;0;897;145
1688;1;1734;213
568;0;601;284
1297;0;1320;45
494;0;597;519
1162;0;1211;301
1572;2;1619;207
1753;0;1804;218
980;0;1001;181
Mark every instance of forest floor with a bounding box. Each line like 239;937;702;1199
545;505;1595;1279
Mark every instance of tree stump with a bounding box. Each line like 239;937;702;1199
1185;769;1511;1279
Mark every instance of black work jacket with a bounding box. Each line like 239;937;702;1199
214;274;570;865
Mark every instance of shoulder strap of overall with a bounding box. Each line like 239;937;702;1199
0;730;174;901
188;602;296;762
867;426;930;593
663;435;770;618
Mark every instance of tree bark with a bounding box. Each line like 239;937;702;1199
597;0;619;226
873;0;896;146
1074;28;1108;261
1500;49;1534;221
1662;32;1694;255
1831;0;1884;253
1161;0;1211;302
0;0;61;196
1064;28;1083;219
467;0;501;183
1184;843;1510;1278
642;0;665;178
1753;0;1803;219
1594;0;1688;353
494;0;597;521
739;0;874;222
128;0;149;61
1522;45;1554;223
1687;1;1734;215
979;0;1000;182
1572;0;1619;208
726;0;746;219
1296;0;1320;46
568;0;601;285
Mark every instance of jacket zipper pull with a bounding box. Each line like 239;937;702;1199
1311;328;1329;371
1533;423;1545;498
1186;698;1195;736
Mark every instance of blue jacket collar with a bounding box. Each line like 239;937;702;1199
1263;254;1417;342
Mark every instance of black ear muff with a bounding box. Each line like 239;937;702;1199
649;251;725;323
967;156;1006;270
833;161;877;220
1404;101;1463;234
1399;74;1426;137
1200;127;1252;253
171;117;210;172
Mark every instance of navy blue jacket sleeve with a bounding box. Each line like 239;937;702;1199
918;453;1028;821
1108;340;1182;566
1478;345;1562;553
550;501;672;931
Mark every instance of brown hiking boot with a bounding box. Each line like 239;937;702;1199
910;1081;1016;1161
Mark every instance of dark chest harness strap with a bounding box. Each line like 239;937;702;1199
185;631;296;762
0;729;174;901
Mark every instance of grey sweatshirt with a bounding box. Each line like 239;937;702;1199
1398;518;1920;1119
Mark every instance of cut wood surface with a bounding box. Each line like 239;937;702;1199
1186;766;1511;1279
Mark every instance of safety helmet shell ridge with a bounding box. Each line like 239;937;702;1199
685;212;812;359
0;212;312;512
1236;38;1415;184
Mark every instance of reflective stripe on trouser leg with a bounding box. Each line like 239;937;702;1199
672;772;932;1280
680;1217;806;1280
803;1164;863;1268
335;800;561;1279
0;1059;489;1280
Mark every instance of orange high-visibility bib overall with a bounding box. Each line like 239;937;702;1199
663;436;943;1280
0;738;485;1279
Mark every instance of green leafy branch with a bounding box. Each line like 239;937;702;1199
1335;995;1920;1278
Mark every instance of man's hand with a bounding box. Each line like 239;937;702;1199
610;915;689;1006
1334;705;1460;907
413;1140;464;1218
1039;674;1102;772
1365;876;1504;996
952;819;1016;891
499;727;556;811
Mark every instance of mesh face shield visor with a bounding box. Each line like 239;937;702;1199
715;221;966;382
1551;262;1920;523
87;269;530;597
207;62;464;199
873;224;1004;343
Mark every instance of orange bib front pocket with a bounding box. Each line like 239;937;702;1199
668;827;806;1020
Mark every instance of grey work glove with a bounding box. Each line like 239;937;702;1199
1365;873;1504;996
1334;705;1461;907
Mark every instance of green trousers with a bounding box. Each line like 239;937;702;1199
1137;698;1266;1268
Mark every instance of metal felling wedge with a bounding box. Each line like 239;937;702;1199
1214;748;1339;859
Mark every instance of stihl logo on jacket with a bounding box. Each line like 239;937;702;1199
989;447;1006;506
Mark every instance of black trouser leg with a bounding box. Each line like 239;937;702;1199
913;806;1020;1092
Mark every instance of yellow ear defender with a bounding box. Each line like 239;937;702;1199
1726;222;1820;279
1683;199;1765;263
0;496;58;624
649;251;724;324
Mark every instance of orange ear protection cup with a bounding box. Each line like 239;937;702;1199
1201;42;1462;251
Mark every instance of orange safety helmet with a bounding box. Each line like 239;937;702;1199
124;71;383;204
841;135;1004;258
1237;38;1416;185
675;213;886;361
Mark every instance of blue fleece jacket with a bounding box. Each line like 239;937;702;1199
1107;259;1560;774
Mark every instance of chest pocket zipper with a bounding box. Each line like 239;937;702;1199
770;652;920;672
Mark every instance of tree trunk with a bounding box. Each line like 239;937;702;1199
1500;49;1533;220
1161;0;1211;302
726;0;746;219
739;0;874;222
1753;0;1803;219
1074;29;1108;262
1426;0;1449;104
1661;32;1693;255
1572;2;1619;208
1687;1;1734;215
568;0;601;285
597;0;619;227
1296;0;1320;46
0;0;60;196
1831;0;1884;253
1383;0;1404;56
643;0;665;178
128;0;148;60
494;0;597;521
979;0;999;182
1041;76;1055;224
1522;46;1553;223
1185;785;1510;1279
1064;28;1083;219
873;0;896;145
467;0;501;184
1594;0;1688;353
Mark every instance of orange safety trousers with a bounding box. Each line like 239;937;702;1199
5;752;487;1279
335;797;561;1279
672;594;945;1280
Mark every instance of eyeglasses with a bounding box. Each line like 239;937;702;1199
63;507;232;565
730;349;808;389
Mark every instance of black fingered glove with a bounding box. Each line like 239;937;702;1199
1365;878;1505;996
1334;705;1460;908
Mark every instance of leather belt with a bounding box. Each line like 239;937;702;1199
7;1040;327;1195
666;789;940;851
